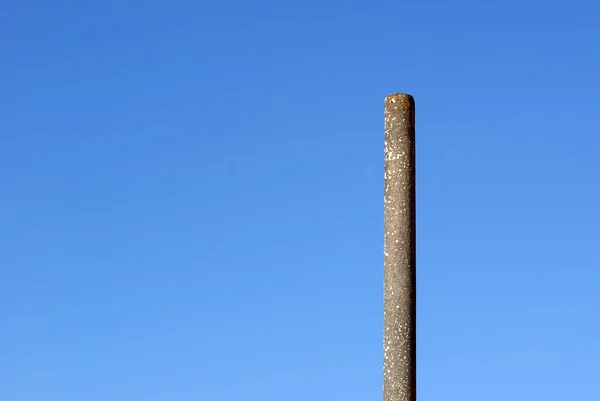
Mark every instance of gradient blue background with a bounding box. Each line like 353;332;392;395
2;1;599;400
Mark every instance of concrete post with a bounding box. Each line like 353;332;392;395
383;93;416;401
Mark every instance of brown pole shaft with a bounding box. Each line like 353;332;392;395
384;93;416;401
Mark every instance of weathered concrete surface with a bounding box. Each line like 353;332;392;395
384;93;416;401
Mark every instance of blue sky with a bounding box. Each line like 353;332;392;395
1;1;599;400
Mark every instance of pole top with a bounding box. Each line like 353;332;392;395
385;93;414;108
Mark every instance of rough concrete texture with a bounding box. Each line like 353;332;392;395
383;93;416;401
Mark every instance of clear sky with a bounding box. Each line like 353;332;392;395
1;1;599;400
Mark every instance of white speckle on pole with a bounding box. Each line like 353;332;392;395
384;93;416;401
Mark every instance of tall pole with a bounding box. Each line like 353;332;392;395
384;93;416;401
